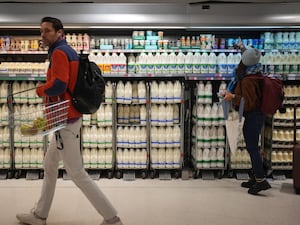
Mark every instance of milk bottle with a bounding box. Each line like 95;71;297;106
90;126;98;148
119;52;127;74
161;52;170;74
127;54;136;74
151;81;159;103
124;81;132;104
90;148;98;168
211;103;219;126
173;105;180;124
97;128;103;149
166;105;174;125
128;149;135;168
138;81;147;103
128;126;135;148
105;149;113;168
76;33;83;51
0;149;4;168
217;147;225;167
14;148;23;168
116;149;123;169
140;105;147;125
196;148;203;168
208;52;217;74
192;51;201;74
30;148;37;168
197;82;205;104
110;52;119;74
165;126;173;148
151;148;159;168
289;52;298;74
116;81;125;103
173;148;181;168
3;148;10;168
158;81;167;103
282;32;289;50
227;53;235;75
158;148;166;168
275;32;283;49
177;51;185;74
173;80;182;103
153;52;162;74
217;126;225;147
131;81;138;103
200;52;209;74
217;52;227;74
169;51;177;74
134;149;141;168
210;147;217;168
158;127;166;148
202;148;210;168
151;104;158;126
104;104;113;126
185;51;193;73
106;127;113;148
158;104;166;126
123;127;130;148
166;81;174;103
97;149;105;168
173;126;181;148
273;51;283;74
138;52;148;74
147;52;155;74
123;149;129;168
141;127;147;148
204;82;212;104
282;52;290;74
203;104;212;126
165;148;173;168
83;33;90;51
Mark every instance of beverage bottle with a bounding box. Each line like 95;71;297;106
192;51;201;74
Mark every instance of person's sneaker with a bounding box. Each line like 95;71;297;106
248;179;272;195
101;216;123;225
241;179;255;188
16;209;46;225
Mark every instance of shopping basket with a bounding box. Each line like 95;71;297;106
7;88;70;136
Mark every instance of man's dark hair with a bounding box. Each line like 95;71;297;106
41;17;64;32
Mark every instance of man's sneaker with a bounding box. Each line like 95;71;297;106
248;179;272;195
101;216;123;225
241;179;255;188
16;209;46;225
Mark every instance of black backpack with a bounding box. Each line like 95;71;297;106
68;53;105;114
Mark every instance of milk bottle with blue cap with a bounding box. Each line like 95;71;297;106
169;51;177;74
185;51;193;73
208;52;217;74
200;52;209;74
127;54;136;74
217;52;227;74
192;52;201;74
177;51;185;74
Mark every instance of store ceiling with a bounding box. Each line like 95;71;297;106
2;0;300;3
0;1;299;28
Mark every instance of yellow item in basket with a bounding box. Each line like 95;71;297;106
20;124;38;136
33;117;48;131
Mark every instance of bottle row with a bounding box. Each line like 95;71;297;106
2;51;300;77
191;147;225;169
2;31;300;52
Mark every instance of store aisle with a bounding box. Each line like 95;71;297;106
0;178;299;225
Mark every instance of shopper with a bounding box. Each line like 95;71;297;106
222;43;272;195
16;17;123;225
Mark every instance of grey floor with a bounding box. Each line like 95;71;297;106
0;177;299;225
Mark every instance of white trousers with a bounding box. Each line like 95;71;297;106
35;118;117;220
